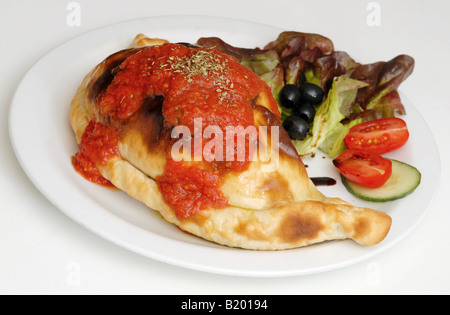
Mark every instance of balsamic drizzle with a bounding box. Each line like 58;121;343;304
310;177;337;186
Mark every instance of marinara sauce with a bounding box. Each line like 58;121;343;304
72;43;279;219
72;120;119;188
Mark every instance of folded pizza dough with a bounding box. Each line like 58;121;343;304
70;34;391;250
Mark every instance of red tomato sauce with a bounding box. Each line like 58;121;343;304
156;159;230;219
73;43;279;218
72;120;119;188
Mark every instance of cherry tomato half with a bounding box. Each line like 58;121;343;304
333;150;392;188
344;118;409;154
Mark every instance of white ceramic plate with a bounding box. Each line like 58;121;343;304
9;16;440;277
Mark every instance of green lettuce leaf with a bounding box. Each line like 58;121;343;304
318;118;362;158
292;76;368;156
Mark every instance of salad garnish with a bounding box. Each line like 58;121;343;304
196;31;420;201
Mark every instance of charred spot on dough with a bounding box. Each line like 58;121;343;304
88;48;141;103
277;210;324;243
260;175;294;204
234;221;270;241
352;216;371;242
143;94;164;117
120;94;171;155
139;95;173;153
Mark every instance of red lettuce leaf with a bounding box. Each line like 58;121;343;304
264;31;334;55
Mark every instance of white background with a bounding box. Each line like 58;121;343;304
1;0;449;294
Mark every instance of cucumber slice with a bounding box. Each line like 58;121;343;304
341;159;421;202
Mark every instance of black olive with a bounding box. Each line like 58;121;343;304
294;102;316;123
279;84;301;109
282;115;310;140
299;83;324;105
